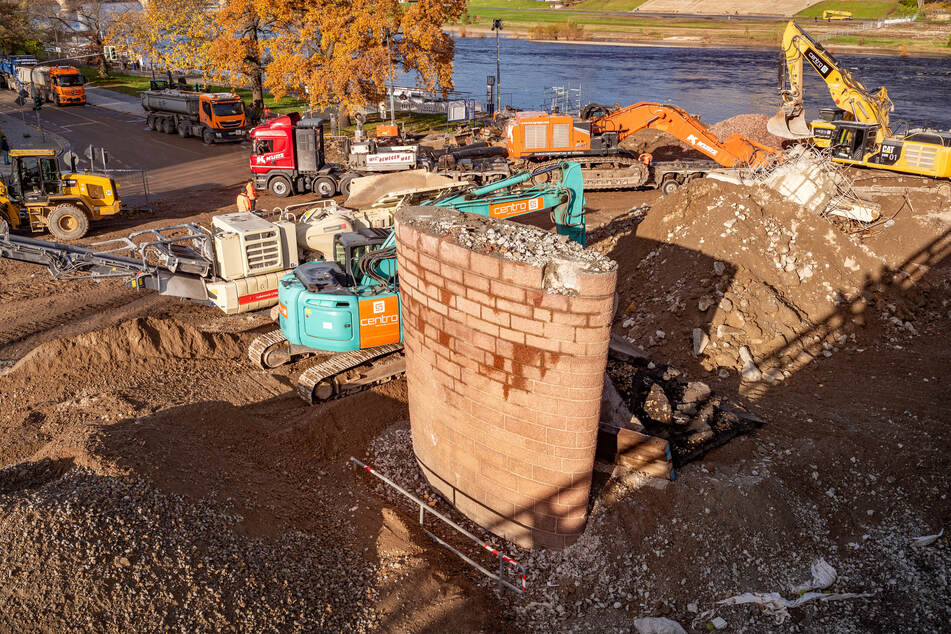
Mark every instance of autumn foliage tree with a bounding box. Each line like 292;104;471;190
265;0;467;123
110;0;466;122
109;0;214;77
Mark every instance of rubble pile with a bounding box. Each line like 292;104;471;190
709;113;789;149
605;359;764;466
613;178;891;381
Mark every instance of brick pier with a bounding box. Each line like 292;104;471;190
394;207;617;549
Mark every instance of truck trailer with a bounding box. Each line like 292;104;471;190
141;82;249;144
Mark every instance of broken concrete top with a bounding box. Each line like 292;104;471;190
396;205;616;273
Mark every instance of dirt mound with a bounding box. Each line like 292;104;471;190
8;317;243;377
710;113;787;150
613;178;889;379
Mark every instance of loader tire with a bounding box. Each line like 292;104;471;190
47;204;89;241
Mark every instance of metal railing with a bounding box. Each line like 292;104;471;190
349;456;527;596
99;168;152;210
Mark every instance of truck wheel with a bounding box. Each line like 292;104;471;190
177;121;189;137
313;177;336;198
202;129;214;144
269;176;292;197
162;118;175;134
337;173;358;198
147;115;157;131
661;179;680;196
47;204;90;241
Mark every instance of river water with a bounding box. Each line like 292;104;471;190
442;36;951;130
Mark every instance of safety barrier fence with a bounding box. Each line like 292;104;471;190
100;168;152;210
349;456;527;596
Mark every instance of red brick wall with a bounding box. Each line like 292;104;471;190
395;209;617;549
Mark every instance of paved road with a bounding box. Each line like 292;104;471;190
0;91;250;202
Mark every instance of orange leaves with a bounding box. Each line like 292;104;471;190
263;0;466;113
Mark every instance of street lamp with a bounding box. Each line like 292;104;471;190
491;19;502;112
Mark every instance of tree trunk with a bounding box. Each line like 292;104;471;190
335;107;350;133
97;54;108;77
250;68;264;112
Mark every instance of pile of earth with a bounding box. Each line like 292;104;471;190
7;317;242;379
709;113;790;150
606;178;893;381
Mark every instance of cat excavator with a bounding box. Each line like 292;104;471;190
768;20;951;179
248;161;586;404
504;101;778;192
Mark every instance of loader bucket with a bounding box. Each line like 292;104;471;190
767;108;812;139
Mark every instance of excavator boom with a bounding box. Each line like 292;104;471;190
591;102;778;168
768;20;893;140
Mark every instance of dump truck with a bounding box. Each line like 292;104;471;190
0;58;85;105
0;149;121;240
0;56;36;91
142;81;249;144
16;64;86;106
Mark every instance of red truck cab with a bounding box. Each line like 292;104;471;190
250;113;345;198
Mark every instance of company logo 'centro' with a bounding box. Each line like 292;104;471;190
685;134;719;156
806;49;831;76
360;313;399;327
489;196;543;219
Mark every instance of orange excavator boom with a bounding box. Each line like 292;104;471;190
590;102;778;168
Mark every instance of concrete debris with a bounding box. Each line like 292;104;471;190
691;328;709;356
607;358;764;466
911;528;944;547
633;616;687;634
707;146;882;223
643;383;673;424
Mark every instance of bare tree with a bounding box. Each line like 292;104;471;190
35;0;127;75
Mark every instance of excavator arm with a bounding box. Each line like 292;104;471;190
591;102;778;168
768;20;893;139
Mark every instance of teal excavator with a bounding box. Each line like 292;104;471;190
248;161;586;404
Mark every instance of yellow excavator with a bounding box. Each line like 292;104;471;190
0;149;121;240
768;21;951;179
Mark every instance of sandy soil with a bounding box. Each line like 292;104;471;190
0;156;948;631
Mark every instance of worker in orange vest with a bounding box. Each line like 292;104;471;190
236;180;258;212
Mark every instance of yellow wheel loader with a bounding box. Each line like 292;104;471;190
0;149;122;241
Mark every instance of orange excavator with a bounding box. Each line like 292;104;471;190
504;102;779;193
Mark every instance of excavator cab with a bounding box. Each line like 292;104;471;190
830;122;880;162
8;152;63;203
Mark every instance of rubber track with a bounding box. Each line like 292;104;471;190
247;328;289;369
296;343;405;405
533;156;649;191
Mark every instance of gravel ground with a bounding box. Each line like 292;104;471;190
0;465;381;632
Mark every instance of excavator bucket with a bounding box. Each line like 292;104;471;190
767;108;812;139
345;170;459;210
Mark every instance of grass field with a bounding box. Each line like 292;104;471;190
79;67;308;114
568;0;650;11
795;1;912;20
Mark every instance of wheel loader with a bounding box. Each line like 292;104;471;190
0;149;122;240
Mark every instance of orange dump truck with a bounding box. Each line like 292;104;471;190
15;64;86;106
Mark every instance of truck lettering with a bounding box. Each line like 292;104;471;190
684;134;719;157
366;152;416;164
255;152;285;164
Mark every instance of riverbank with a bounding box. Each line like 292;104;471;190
447;14;951;57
